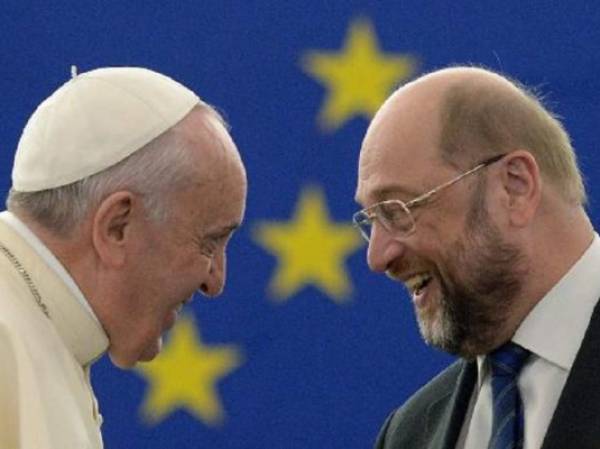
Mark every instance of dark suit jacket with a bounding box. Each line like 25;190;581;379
374;301;600;449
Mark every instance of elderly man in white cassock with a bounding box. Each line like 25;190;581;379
0;67;248;448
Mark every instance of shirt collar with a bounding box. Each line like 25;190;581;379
475;232;600;387
0;211;108;365
0;211;101;324
512;233;600;370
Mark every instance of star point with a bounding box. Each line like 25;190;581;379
254;186;364;303
302;17;417;131
136;315;242;426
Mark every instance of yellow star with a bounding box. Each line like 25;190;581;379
136;315;242;426
302;17;417;131
254;186;364;303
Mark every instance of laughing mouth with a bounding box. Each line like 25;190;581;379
404;273;433;295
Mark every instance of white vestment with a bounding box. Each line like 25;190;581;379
0;218;108;449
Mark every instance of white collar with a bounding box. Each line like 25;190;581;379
0;211;100;325
512;233;600;369
475;232;600;386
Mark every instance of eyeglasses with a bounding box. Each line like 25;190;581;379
352;153;506;241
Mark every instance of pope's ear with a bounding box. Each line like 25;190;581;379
91;191;137;267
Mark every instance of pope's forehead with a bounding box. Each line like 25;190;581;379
182;109;242;164
183;109;229;145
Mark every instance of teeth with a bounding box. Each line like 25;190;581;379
404;273;432;293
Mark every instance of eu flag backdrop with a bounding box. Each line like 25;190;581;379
2;2;600;448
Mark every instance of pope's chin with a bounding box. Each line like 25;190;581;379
108;336;163;369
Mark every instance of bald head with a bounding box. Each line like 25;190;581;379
361;66;585;206
367;67;514;134
356;66;593;357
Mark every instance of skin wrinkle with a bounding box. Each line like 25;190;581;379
383;174;528;359
358;66;599;449
358;67;595;363
436;185;527;358
357;67;580;359
78;107;246;368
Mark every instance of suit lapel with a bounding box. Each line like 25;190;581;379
541;299;600;449
429;360;477;449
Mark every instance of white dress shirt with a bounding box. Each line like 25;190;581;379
457;233;600;449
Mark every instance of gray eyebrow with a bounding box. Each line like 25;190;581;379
357;185;422;206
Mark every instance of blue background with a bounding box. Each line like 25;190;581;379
1;2;599;448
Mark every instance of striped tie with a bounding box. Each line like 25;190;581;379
488;342;530;449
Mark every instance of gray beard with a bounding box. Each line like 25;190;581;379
418;187;528;359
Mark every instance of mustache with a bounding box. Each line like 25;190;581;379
385;259;438;282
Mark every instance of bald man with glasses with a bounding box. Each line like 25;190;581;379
354;67;600;449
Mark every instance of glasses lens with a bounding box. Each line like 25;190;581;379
376;201;414;233
352;211;372;241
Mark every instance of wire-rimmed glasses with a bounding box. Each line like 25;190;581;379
352;153;506;241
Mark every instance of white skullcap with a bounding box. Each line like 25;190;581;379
12;66;200;192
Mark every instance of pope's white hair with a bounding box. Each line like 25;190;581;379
6;103;226;236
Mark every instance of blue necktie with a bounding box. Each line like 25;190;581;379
488;342;530;449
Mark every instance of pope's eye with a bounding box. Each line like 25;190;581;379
198;228;236;258
199;240;216;258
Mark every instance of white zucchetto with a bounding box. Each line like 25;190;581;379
12;66;200;192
